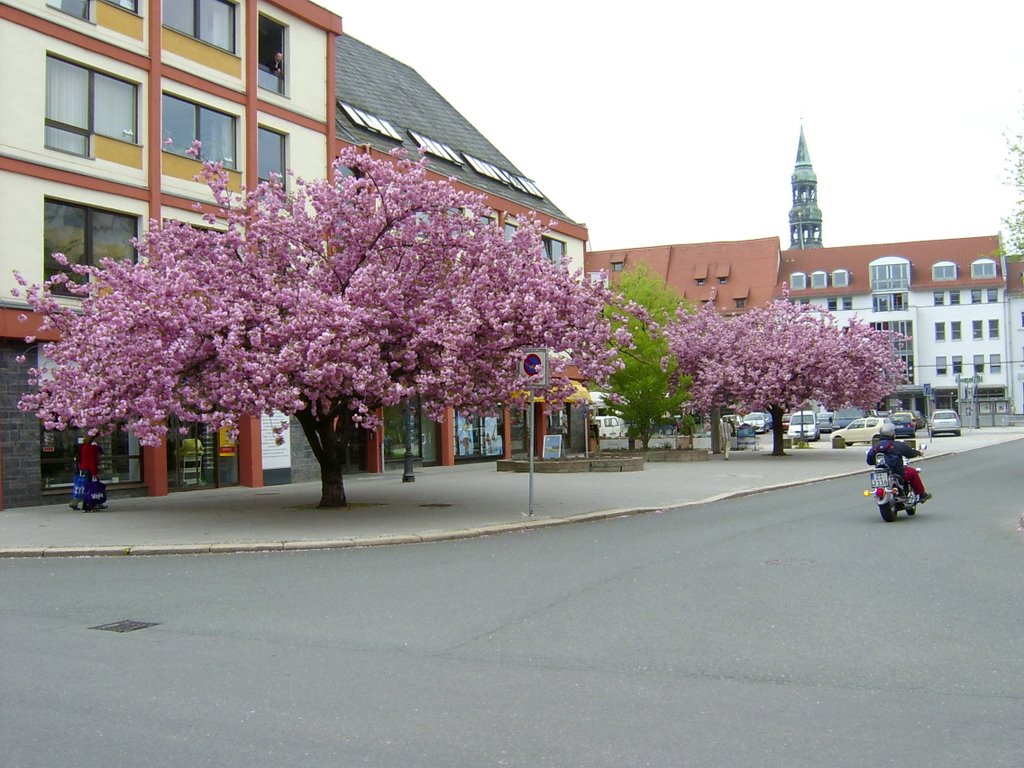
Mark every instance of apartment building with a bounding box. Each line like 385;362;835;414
0;0;342;508
0;2;592;508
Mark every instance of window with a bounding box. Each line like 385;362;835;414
948;290;960;305
952;356;963;374
162;94;236;169
503;220;517;240
48;0;89;19
932;262;956;280
989;319;999;339
542;236;566;267
258;15;286;94
40;425;142;491
696;278;705;286
832;269;849;287
970;259;997;279
612;262;624;273
811;271;828;289
257;126;285;183
44;199;137;290
46;57;137;156
987;288;998;302
165;0;236;52
973;354;985;374
869;261;909;291
933;291;944;306
950;321;962;340
841;296;853;311
990;354;1002;373
827;298;838;311
872;293;907;312
936;356;948;375
971;289;982;304
734;298;747;308
972;320;983;340
717;276;728;285
789;272;807;290
934;322;945;341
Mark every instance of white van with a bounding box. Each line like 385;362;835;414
786;410;820;441
595;415;626;439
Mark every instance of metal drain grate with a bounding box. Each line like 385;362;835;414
418;503;452;508
89;620;161;633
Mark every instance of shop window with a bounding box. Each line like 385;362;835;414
44;199;137;291
257;126;285;184
164;0;236;53
46;56;137;156
162;94;237;169
455;413;504;458
258;15;286;94
40;426;143;491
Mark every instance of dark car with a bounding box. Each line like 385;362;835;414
889;412;917;438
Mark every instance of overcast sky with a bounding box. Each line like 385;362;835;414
321;1;1024;252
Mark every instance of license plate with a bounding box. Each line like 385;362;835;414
870;471;890;488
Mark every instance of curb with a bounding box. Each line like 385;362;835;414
0;441;991;559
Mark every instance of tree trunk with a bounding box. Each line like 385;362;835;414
296;408;351;508
769;404;786;456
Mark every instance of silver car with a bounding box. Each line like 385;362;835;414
929;409;962;437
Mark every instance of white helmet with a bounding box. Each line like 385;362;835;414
878;422;896;437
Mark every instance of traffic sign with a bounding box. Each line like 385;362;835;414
519;348;549;389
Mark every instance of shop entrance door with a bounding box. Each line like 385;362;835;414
167;420;240;490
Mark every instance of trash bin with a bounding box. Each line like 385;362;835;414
737;425;756;450
832;434;846;449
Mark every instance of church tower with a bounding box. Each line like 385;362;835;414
788;126;823;249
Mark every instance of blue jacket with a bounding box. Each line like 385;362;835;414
866;438;921;473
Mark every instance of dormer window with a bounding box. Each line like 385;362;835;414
832;269;849;287
810;271;828;289
970;259;997;279
932;262;957;281
790;272;807;290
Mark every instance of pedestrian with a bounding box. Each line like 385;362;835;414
70;435;102;510
719;417;734;460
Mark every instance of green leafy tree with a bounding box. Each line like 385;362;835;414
605;264;691;449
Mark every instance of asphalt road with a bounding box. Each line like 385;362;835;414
2;444;1021;767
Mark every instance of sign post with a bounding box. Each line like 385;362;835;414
519;349;549;517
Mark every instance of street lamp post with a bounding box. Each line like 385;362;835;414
402;400;416;483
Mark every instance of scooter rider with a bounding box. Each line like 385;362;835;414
865;422;932;502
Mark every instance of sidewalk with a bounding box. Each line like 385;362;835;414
2;428;1021;557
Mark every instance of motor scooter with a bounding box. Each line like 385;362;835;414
864;448;926;522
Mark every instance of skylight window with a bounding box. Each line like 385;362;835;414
409;129;463;165
464;154;543;198
339;102;403;141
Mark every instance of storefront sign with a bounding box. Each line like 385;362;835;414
260;411;291;470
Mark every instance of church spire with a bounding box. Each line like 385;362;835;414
788;126;823;249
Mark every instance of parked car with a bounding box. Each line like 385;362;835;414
786;410;820;441
595;415;626;439
817;411;835;433
781;413;793;430
741;412;772;433
929;409;962;437
889;412;917;438
833;408;869;430
831;416;891;445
